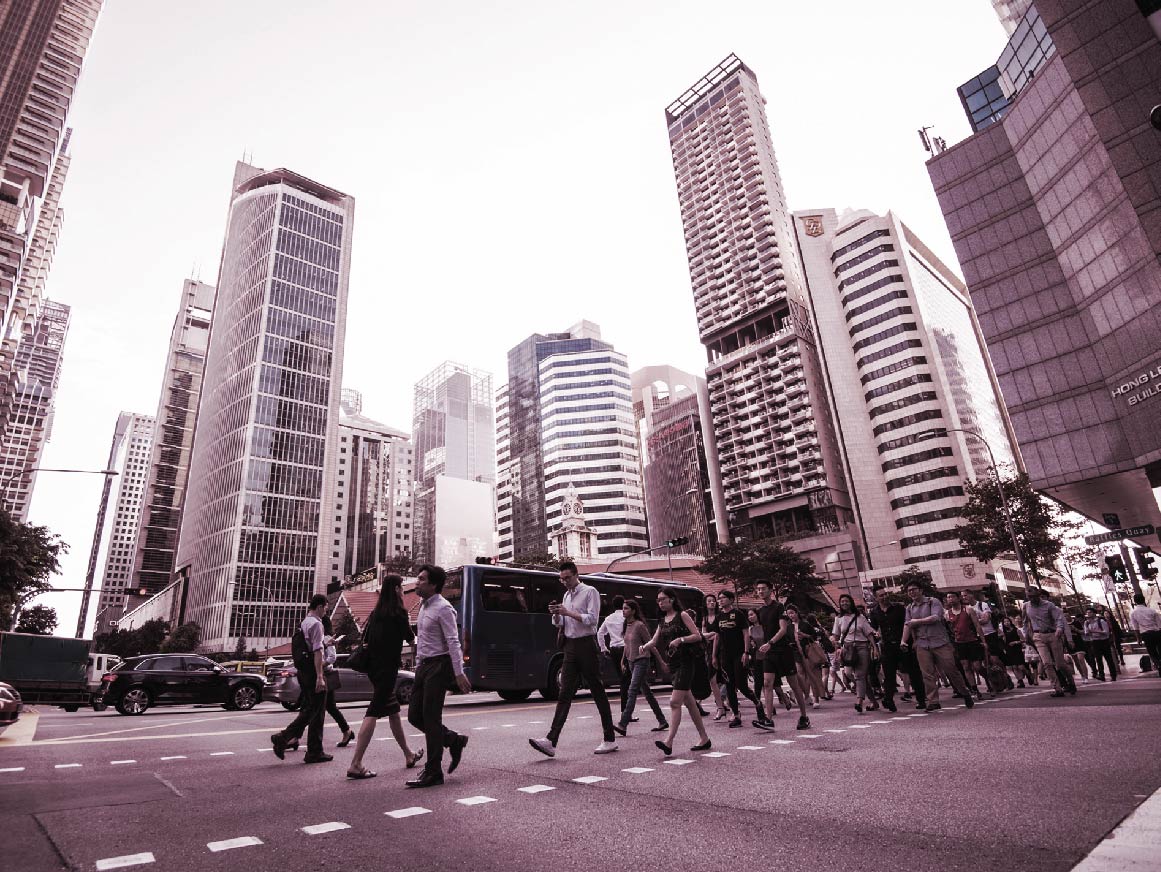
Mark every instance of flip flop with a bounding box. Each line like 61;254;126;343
406;749;424;770
346;768;377;780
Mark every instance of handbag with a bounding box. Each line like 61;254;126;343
804;640;828;668
324;668;342;691
839;614;860;667
345;626;370;673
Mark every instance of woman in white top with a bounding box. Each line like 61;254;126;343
831;595;879;713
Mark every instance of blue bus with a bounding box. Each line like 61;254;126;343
443;564;700;702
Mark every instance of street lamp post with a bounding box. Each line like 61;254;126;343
917;427;1031;598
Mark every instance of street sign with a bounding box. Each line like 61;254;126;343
1102;513;1121;529
1085;525;1156;546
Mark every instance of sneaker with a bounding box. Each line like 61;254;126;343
727;717;742;728
752;718;775;731
529;737;556;757
811;701;820;709
796;716;811;730
902;693;912;701
594;741;618;755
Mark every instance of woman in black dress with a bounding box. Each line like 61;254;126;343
346;575;423;779
641;588;711;756
701;594;727;720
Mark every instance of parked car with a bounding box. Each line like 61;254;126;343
96;654;264;716
0;681;21;735
267;654;414;711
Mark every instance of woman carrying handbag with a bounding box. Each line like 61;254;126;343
832;594;879;713
640;588;711;757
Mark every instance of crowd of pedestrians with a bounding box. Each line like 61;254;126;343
269;564;1161;788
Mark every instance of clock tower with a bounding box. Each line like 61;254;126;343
551;484;596;561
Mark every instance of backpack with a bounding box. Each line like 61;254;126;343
291;626;313;675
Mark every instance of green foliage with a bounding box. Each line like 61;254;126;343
93;619;170;658
955;469;1071;582
160;621;202;653
381;551;419;577
698;538;824;602
330;611;360;654
233;635;247;660
0;508;68;631
14;603;58;635
508;551;562;571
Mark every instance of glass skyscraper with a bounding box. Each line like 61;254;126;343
176;164;354;652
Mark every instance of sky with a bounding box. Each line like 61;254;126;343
26;0;1016;636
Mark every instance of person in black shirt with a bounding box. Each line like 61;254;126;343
754;581;811;732
869;587;925;712
715;590;765;727
346;575;423;779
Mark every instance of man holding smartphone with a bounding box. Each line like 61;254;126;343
271;594;331;763
530;560;618;757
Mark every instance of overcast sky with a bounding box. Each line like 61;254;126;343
29;0;1018;635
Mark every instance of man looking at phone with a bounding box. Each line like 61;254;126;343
530;560;618;757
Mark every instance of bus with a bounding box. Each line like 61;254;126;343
444;563;701;702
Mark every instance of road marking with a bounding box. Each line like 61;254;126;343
573;775;608;784
95;852;155;870
769;739;795;745
1070;785;1161;871
501;724;516;728
409;733;423;738
40;713;239;745
848;724;872;729
663;759;694;765
702;751;730;758
207;836;262;852
797;734;820;739
517;784;556;793
622;767;654;773
736;745;765;750
472;727;489;731
386;807;432;819
210;751;234;756
869;720;892;724
54;763;81;768
456;795;497;805
302;822;350;835
111;760;136;765
890;716;911;721
256;748;272;752
824;729;845;733
0;766;25;772
577;715;592;719
909;714;928;718
527;720;544;724
159;755;186;761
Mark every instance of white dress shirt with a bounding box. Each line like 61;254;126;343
553;581;600;639
1130;604;1161;633
598;610;625;652
415;593;465;676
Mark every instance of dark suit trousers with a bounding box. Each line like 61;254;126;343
408;656;459;775
549;635;615;744
280;682;325;755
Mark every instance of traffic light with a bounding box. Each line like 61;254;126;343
664;536;690;548
1134;547;1158;580
1105;555;1129;583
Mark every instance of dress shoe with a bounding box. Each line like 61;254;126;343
650;723;669;732
727;717;742;728
303;752;334;764
963;694;974;708
691;738;711;752
882;698;897;713
270;734;287;760
448;734;468;774
406;770;444;788
611;724;627;737
655;740;672;756
796;716;811;730
337;729;355;748
925;703;942;712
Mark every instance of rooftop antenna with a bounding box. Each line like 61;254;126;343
917;126;948;156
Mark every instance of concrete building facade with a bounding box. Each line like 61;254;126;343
176;164;354;652
927;0;1161;533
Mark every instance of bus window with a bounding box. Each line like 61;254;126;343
480;573;531;613
527;576;564;613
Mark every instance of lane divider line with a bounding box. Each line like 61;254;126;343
110;760;136;765
573;775;607;784
385;807;431;819
456;796;497;806
207;836;262;852
622;767;654;773
302;822;350;835
517;784;556;792
95;852;155;870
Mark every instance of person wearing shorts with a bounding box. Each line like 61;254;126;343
754;581;811;732
946;591;988;699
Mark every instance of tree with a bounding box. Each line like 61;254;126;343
92;619;169;658
1057;543;1104;602
0;508;68;631
698;539;824;604
233;635;247;660
508;551;561;571
14;604;57;635
955;469;1073;583
381;551;418;577
160;621;202;653
330;611;360;653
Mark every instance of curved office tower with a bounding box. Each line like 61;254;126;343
176;164;353;653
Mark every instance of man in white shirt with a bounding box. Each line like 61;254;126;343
272;594;330;763
406;565;473;789
530;560;618;757
598;595;629;714
1129;593;1161;675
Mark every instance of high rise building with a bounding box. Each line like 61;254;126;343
496;321;647;562
631;365;728;558
129;279;214;597
411;361;495;564
927;0;1161;536
88;412;153;635
664;55;857;586
176;163;354;652
794;208;1019;591
0;1;101;367
333;389;412;585
0;298;68;520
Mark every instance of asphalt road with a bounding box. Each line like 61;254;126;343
3;675;1160;872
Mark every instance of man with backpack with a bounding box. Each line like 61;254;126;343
271;594;331;763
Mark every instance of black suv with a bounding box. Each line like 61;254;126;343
97;654;264;716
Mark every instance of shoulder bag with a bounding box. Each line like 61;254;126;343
839;614;859;668
345;624;371;674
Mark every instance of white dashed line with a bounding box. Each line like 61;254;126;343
797;734;820;739
302;822;350;835
517;784;556;793
663;758;695;765
909;714;928;718
54;763;81;769
622;767;655;774
736;745;765;750
95;852;155;870
472;727;489;731
702;751;730;758
573;775;608;784
577;715;592;720
527;720;544;724
210;751;234;756
456;795;497;806
869;720;892;724
159;755;186;761
110;760;136;765
1070;785;1161;871
256;748;272;752
0;767;25;773
386;807;432;819
501;724;516;728
824;729;846;734
890;717;911;721
409;733;423;739
848;724;872;729
207;837;262;852
769;739;795;745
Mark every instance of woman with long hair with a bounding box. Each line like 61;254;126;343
743;608;766;709
346;575;423;779
611;599;668;735
832;594;879;713
787;605;828;708
641;588;711;756
701;594;727;720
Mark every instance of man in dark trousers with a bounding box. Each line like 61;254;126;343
271;594;331;763
407;565;472;788
869;587;925;712
716;589;764;727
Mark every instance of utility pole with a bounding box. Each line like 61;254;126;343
1119;540;1144;599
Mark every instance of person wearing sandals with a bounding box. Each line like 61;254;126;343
346;574;423;780
641;588;711;756
611;599;668;736
701;594;727;720
832;594;879;714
